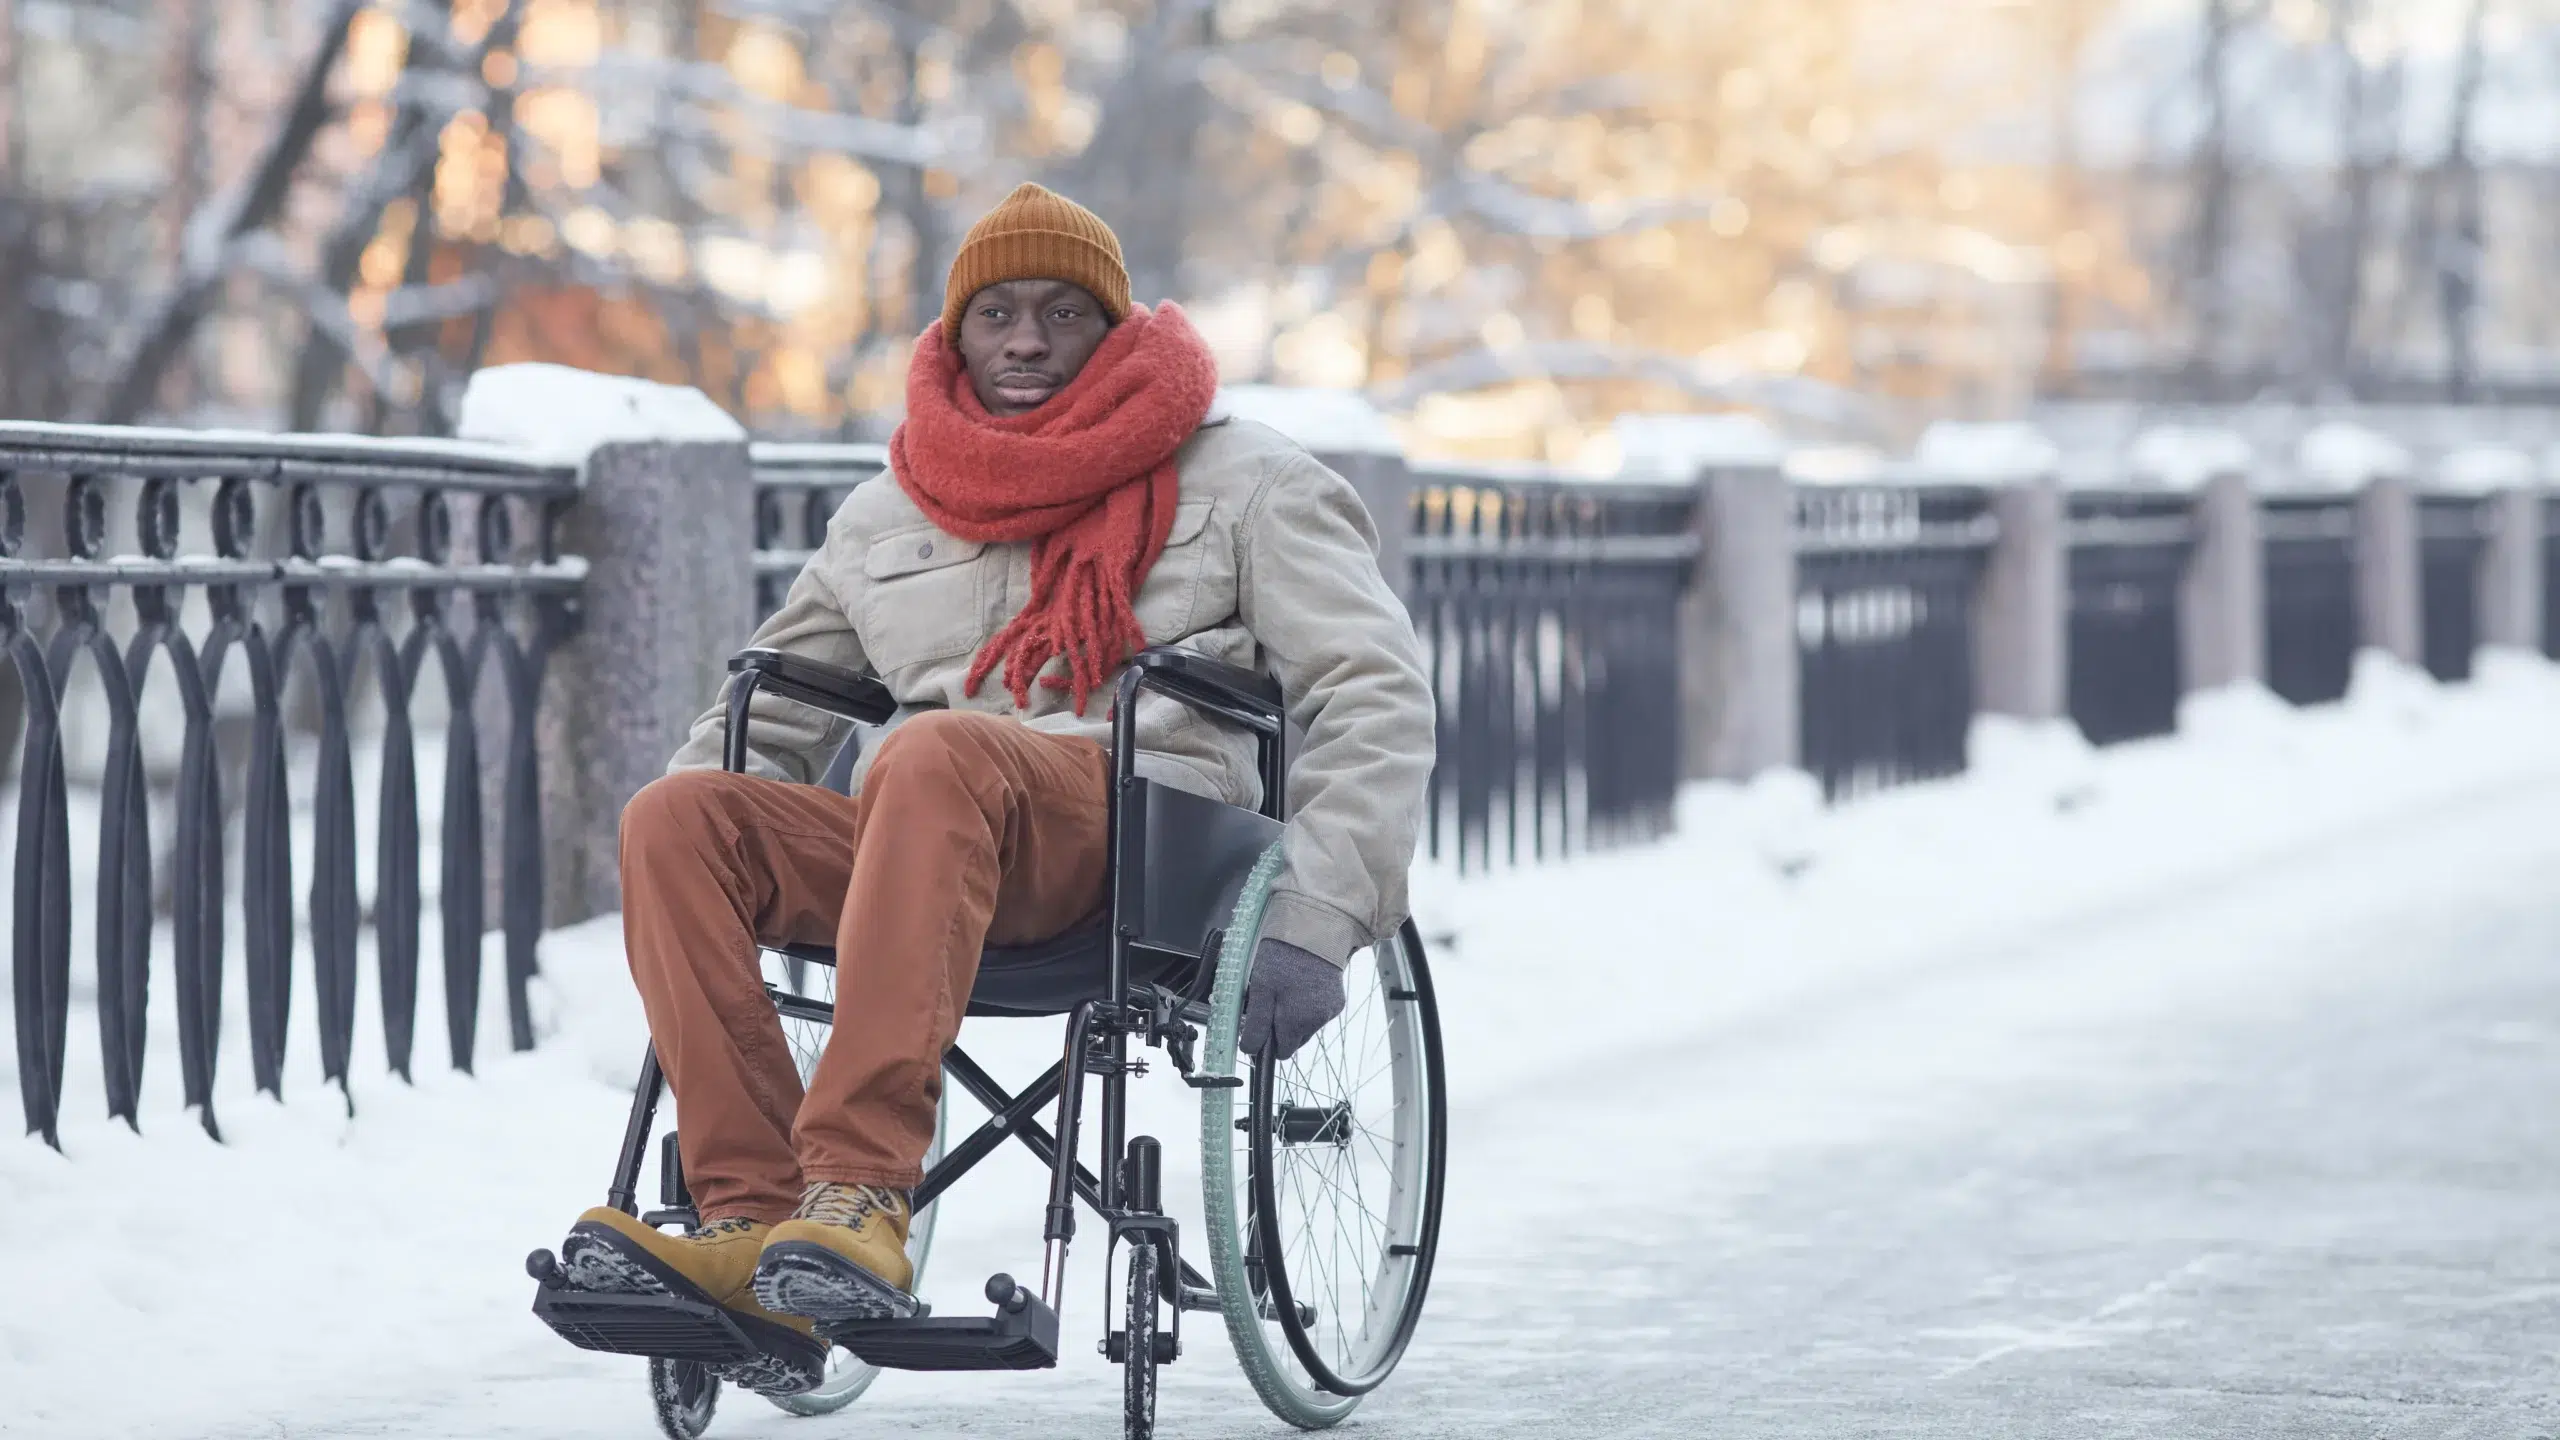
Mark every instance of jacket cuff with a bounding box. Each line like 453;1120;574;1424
1257;890;1368;969
666;749;792;784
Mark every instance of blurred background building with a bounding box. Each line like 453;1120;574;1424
0;0;2548;464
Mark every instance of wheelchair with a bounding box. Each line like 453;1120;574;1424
526;644;1448;1440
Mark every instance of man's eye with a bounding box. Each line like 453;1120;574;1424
1051;308;1079;322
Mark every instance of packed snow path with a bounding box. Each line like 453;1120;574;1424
11;665;2560;1437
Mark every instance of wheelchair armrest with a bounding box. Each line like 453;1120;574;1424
728;648;897;727
1118;646;1289;819
1128;646;1284;730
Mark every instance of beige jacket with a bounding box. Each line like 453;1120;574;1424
667;414;1435;966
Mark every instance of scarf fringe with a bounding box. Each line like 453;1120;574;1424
969;548;1150;715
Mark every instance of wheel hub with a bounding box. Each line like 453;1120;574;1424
1273;1102;1354;1147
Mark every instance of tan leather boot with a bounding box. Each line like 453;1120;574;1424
752;1183;919;1323
559;1208;825;1394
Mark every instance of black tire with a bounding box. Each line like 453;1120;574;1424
1200;844;1448;1428
1248;918;1447;1396
649;1358;719;1440
1124;1241;1161;1440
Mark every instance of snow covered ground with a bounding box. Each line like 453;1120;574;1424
7;651;2560;1437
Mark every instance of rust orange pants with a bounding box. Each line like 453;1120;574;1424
617;710;1109;1223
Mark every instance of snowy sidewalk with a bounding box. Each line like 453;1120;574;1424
8;653;2560;1437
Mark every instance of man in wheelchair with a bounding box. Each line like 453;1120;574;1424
548;183;1433;1398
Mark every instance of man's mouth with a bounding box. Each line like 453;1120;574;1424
992;371;1057;405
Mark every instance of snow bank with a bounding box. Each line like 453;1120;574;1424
1406;651;2560;1116
1611;411;1786;481
1910;421;2059;485
2290;421;2411;494
2127;425;2252;492
1211;385;1402;455
457;363;745;467
1783;443;1890;486
2434;444;2538;497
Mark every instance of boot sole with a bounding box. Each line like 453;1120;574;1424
753;1240;920;1325
558;1220;828;1396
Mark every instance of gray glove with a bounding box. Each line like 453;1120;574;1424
1237;938;1345;1062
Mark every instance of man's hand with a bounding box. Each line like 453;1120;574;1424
1237;938;1346;1062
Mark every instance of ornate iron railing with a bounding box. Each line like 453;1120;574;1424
1792;482;1996;801
0;423;580;1148
1407;470;1696;872
2260;497;2360;706
2418;495;2489;683
750;442;885;623
2065;492;2196;746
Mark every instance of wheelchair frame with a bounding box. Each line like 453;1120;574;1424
569;645;1297;1379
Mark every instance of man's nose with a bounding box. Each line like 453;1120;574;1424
1001;318;1050;361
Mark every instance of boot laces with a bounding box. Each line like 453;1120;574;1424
795;1182;906;1229
690;1216;762;1241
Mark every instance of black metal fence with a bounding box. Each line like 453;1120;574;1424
1406;471;1695;872
1793;483;1995;801
2066;492;2195;746
0;424;579;1148
2261;497;2360;706
2418;496;2488;683
2547;497;2560;663
750;442;885;624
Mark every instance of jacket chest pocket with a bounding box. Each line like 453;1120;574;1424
1134;499;1229;642
858;527;991;673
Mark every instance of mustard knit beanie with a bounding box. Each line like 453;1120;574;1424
940;183;1132;340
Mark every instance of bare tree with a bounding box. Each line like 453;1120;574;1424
2181;0;2242;390
2437;0;2489;399
97;0;365;423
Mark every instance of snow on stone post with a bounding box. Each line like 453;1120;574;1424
2303;423;2420;667
1918;423;2064;723
459;365;755;927
1214;386;1412;603
1616;413;1796;782
2441;446;2544;654
2132;427;2262;694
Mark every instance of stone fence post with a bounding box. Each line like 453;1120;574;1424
2356;476;2421;667
1973;475;2066;723
459;364;756;927
1686;459;1799;780
2130;427;2262;694
1913;423;2065;723
1613;413;1796;783
2298;424;2420;668
2444;446;2546;655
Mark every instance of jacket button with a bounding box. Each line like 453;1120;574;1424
917;540;934;558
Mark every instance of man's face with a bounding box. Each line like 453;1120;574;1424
953;279;1112;415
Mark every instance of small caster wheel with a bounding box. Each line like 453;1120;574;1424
649;1357;719;1440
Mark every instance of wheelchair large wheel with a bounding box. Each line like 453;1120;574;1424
1198;847;1447;1429
759;957;946;1418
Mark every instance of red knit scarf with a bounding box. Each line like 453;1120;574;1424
889;302;1219;713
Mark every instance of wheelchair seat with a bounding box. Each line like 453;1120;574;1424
771;772;1283;1018
778;918;1194;1020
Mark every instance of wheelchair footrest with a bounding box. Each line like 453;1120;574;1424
826;1288;1060;1372
532;1283;762;1367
